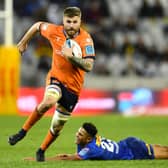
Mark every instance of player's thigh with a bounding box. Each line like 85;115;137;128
57;84;78;112
46;76;78;112
39;84;62;108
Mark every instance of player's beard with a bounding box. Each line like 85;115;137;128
66;28;79;38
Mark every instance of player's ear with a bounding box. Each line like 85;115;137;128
86;136;92;143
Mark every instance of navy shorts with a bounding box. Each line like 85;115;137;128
124;137;154;160
50;77;78;112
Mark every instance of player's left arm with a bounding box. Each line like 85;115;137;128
62;46;95;72
68;57;94;72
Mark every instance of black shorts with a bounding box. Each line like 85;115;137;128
50;77;78;112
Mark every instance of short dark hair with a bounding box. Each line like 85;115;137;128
82;122;98;137
63;6;81;18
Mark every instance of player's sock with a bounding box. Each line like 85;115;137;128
22;107;43;131
40;130;59;151
8;128;27;145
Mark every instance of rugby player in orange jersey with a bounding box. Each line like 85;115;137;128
8;7;95;162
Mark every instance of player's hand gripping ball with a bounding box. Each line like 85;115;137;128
65;39;82;58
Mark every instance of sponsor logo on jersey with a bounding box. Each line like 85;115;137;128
85;45;95;55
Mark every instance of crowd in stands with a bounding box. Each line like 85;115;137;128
1;0;168;86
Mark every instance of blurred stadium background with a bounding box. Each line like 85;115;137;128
1;0;168;116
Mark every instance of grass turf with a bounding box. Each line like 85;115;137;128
0;114;168;168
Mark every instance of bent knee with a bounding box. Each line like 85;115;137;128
50;110;71;134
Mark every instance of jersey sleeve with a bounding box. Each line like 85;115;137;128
78;147;93;160
40;23;55;40
77;144;101;160
81;34;95;59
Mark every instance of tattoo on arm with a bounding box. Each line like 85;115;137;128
68;57;93;72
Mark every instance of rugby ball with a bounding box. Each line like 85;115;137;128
65;39;82;58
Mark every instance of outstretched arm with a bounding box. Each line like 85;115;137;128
24;153;83;161
17;21;44;53
46;154;82;161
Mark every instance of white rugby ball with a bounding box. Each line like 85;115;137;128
65;39;82;58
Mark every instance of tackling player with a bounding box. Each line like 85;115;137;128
8;6;95;162
25;122;168;161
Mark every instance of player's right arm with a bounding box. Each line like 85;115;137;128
17;21;44;53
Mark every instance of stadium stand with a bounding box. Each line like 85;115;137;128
1;0;168;87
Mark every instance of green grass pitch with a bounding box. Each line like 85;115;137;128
0;114;168;168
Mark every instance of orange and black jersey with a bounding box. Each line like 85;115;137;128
40;23;95;95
